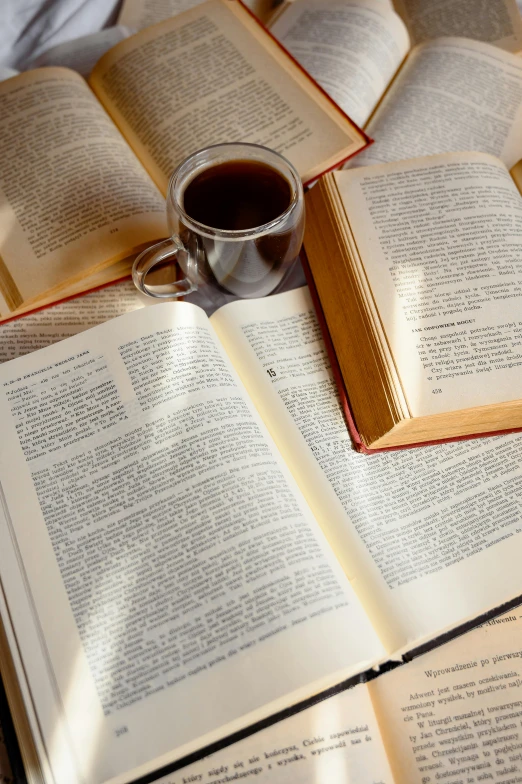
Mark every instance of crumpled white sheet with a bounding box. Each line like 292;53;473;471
0;0;122;69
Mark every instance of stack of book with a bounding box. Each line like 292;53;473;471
1;1;522;783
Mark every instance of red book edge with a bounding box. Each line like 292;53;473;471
301;249;522;454
234;0;373;186
1;0;370;327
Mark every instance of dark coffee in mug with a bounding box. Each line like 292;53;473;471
182;160;292;230
132;143;305;301
179;159;303;298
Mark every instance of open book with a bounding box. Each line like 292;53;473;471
275;0;522;50
116;0;522;153
0;0;366;324
2;283;522;783
8;610;522;784
304;151;522;450
124;608;522;784
270;0;522;163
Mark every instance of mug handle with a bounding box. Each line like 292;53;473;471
132;237;197;299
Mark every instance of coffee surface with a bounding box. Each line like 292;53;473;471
182;160;292;231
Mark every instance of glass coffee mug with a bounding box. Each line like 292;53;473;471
132;143;305;300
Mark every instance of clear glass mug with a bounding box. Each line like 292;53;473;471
132;143;305;300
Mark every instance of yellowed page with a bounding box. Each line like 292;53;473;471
270;0;409;128
393;0;522;51
212;287;522;655
0;68;167;319
352;37;522;169
512;158;522;194
369;610;522;783
90;0;366;191
0;301;384;784
0;281;157;364
336;152;522;418
118;0;278;27
152;681;396;783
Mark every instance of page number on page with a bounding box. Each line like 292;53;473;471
432;388;442;394
115;725;129;737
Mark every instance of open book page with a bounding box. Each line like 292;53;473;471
393;0;522;51
0;282;150;781
0;302;384;784
336;152;522;419
118;0;278;27
0;68;167;318
0;281;156;364
369;610;522;783
150;680;395;783
351;37;522;169
26;27;133;77
212;287;522;654
90;0;366;191
269;0;409;128
124;609;522;784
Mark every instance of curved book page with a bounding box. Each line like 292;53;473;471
90;0;368;191
212;287;522;653
0;300;383;784
393;0;522;52
352;37;522;170
270;0;409;128
369;611;522;783
0;69;166;320
336;153;522;419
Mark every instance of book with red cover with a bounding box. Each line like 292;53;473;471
302;249;522;454
0;0;370;326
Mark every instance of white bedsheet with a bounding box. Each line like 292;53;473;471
1;0;121;69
